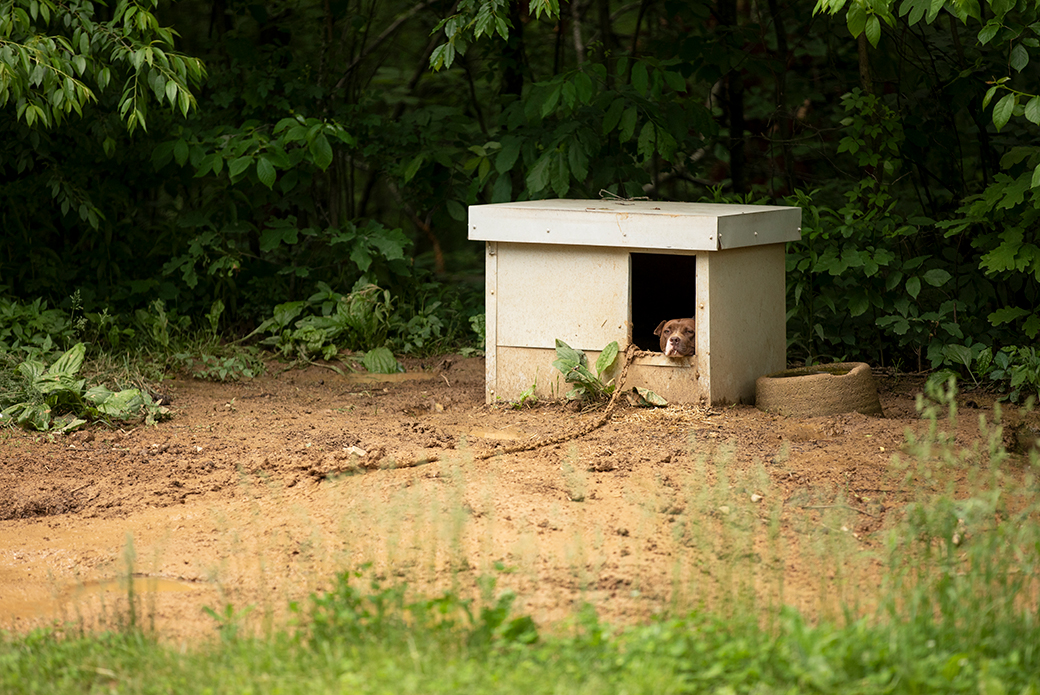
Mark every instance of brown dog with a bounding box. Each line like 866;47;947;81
654;318;696;357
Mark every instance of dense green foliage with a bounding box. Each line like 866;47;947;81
1;0;1038;389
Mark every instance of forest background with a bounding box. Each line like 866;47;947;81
1;0;1039;399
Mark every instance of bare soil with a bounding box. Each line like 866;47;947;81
1;356;1035;643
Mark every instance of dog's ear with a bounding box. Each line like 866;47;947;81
653;320;668;335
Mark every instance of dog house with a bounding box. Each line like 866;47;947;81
469;199;802;405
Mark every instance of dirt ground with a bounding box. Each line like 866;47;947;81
1;355;1036;643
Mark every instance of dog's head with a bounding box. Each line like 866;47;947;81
654;318;696;357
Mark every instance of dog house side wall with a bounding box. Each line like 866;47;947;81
698;244;787;404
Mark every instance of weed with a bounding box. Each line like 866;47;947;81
361;346;402;374
507;380;538;409
298;564;537;652
468;313;486;350
882;378;1040;659
937;343;1040;402
172;349;263;382
551;339;619;404
0;295;76;355
988;345;1040;402
202;603;255;643
248;281;464;360
0;343;170;432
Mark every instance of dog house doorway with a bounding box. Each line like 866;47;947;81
631;252;696;352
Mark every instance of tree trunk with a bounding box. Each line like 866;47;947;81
718;0;745;193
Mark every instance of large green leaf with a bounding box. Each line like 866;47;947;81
86;386;148;417
631;60;648;96
922;269;952;287
1025;96;1040;125
526;155;552;193
554;340;586;370
256;156;276;189
987;306;1029;326
992;93;1016;131
906;276;922;299
846;1;868;36
942;344;972;367
495;136;522;174
362;347;401;374
619;106;638;142
309;133;333;170
595;341;619;377
602;99;625;135
46;343;85;379
864;14;882;47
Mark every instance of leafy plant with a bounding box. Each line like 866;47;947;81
250;283;396;360
0;0;205;133
0;296;76;356
507;380;539;410
0;343;169;432
300;565;537;650
780;90;973;370
173;351;262;382
361;347;402;375
940;344;1040;403
248;279;478;361
814;0;1040;369
469;313;486;346
988;346;1040;402
134;299;191;353
552;339;619;404
202;603;255;644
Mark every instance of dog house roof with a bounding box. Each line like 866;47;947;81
469;199;801;251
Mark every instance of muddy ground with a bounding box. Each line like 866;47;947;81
1;355;1036;643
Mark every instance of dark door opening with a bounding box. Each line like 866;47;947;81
630;253;697;352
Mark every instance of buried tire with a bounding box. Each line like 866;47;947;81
755;362;883;418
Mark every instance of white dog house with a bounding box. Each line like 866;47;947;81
469;199;802;405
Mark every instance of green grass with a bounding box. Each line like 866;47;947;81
3;597;1038;694
2;384;1039;694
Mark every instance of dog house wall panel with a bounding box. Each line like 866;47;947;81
473;200;801;406
494;243;630;350
493;348;704;404
698;245;787;404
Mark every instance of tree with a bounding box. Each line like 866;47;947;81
0;0;205;132
815;0;1040;343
